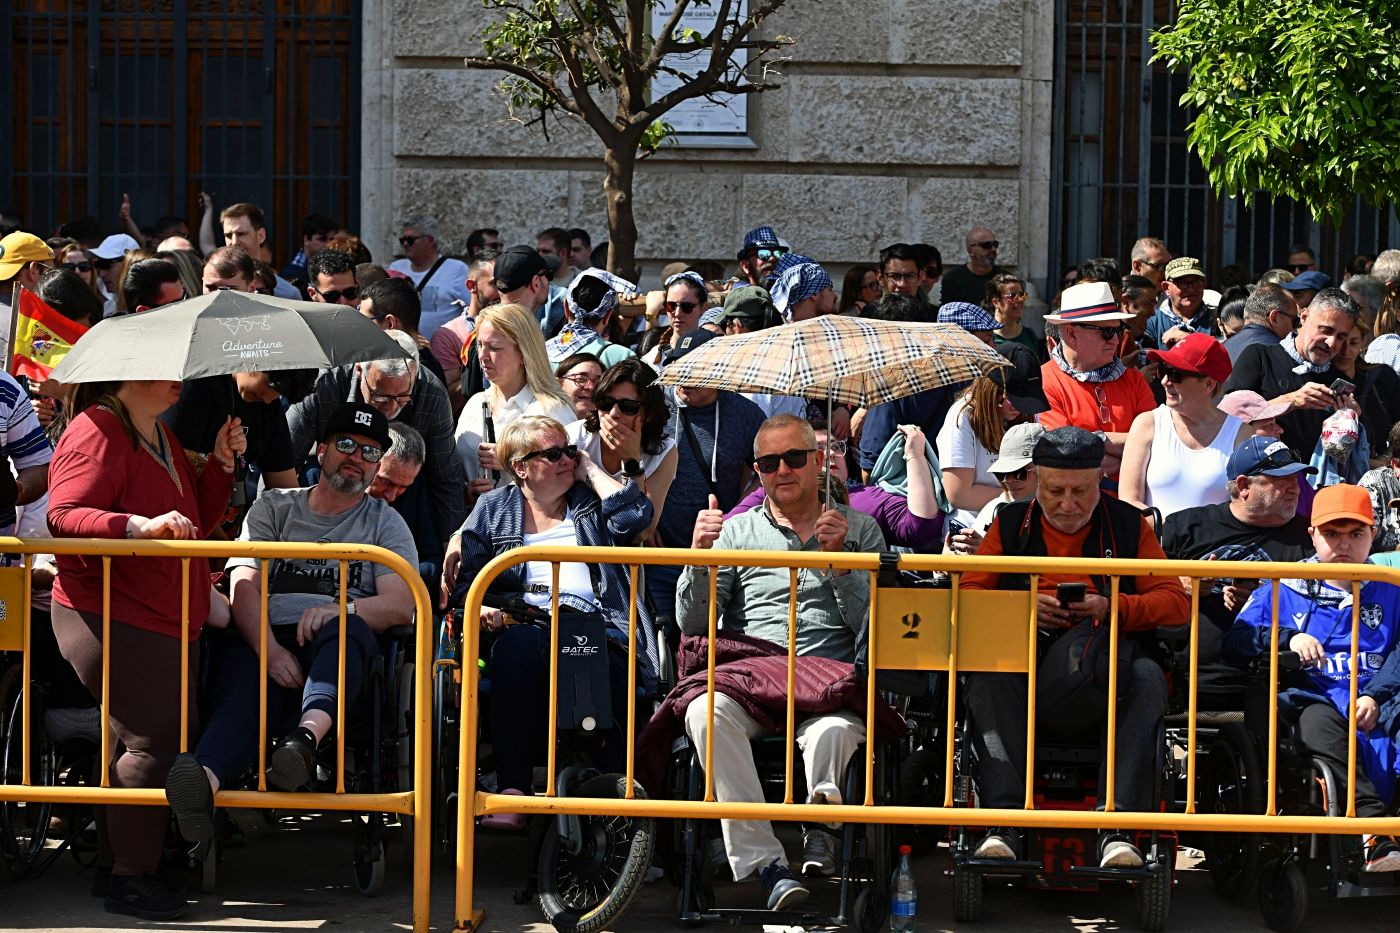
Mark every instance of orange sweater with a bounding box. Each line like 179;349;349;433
960;509;1189;633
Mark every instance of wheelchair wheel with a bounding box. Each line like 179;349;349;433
1136;861;1172;931
853;886;886;933
431;664;459;855
1202;720;1264;899
536;773;654;933
952;861;982;923
353;813;387;897
0;674;54;881
1257;856;1307;933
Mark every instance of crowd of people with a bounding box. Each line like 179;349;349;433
3;200;1400;918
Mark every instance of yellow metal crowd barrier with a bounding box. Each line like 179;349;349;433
0;537;434;933
452;544;1400;931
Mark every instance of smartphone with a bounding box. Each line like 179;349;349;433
1056;582;1087;608
1330;377;1356;398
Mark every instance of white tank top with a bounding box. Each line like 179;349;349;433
1144;405;1243;519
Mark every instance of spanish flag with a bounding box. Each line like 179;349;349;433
10;289;88;380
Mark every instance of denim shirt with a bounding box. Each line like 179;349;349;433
453;479;659;693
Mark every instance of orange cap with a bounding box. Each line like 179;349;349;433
1311;483;1373;527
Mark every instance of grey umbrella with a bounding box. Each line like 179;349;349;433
48;291;412;384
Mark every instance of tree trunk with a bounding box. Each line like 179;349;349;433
603;143;639;280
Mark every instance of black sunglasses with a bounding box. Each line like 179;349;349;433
332;435;384;463
974;240;1000;250
64;261;93;272
519;444;578;464
1288;264;1311;273
318;286;359;303
665;300;700;314
399;234;426;247
994;466;1032;482
754;447;817;474
595;396;643;416
1160;365;1205;383
1075;323;1124;340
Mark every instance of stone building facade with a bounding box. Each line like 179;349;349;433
362;0;1054;289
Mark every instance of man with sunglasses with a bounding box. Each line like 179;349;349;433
677;413;886;910
167;403;418;826
1285;243;1317;275
734;226;786;287
0;231;55;319
1144;256;1219;349
386;216;471;339
306;247;361;309
940;226;1008;307
1040;282;1155;479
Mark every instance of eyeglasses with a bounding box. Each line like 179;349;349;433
998;291;1027;302
973;240;1000;250
1074;323;1124;341
819;439;847;457
518;444;579;464
399;235;426;247
994;466;1033;482
860;280;881;292
332;435;385;463
1288;264;1311;273
1092;383;1113;426
665;300;700;314
1139;259;1168;271
317;286;359;303
561;373;599;388
64;261;93;273
595;395;643;416
756;248;785;261
1159;365;1205;383
882;271;919;284
754;447;817;473
368;390;414;406
205;284;243;293
93;257;117;271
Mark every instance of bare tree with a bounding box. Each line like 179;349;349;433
464;0;795;274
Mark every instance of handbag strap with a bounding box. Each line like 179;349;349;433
679;409;721;501
415;256;449;293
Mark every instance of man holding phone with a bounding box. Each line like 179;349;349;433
1224;288;1360;454
958;427;1190;870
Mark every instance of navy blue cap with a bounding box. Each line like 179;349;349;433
1280;270;1331;292
1226;436;1317;478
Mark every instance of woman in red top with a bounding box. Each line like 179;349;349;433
47;377;244;921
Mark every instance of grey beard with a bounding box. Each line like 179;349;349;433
326;468;369;495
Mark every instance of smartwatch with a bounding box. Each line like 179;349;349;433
621;458;645;478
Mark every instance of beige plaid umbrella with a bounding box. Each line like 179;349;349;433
656;315;1007;407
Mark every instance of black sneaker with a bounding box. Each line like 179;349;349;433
268;727;317;792
165;753;216;845
759;858;810;911
105;873;188;921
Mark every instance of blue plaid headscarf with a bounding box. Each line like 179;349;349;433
769;254;833;321
545;267;637;362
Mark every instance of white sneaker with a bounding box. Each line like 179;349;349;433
801;829;837;877
973;831;1019;860
1100;837;1144;869
1364;834;1400;873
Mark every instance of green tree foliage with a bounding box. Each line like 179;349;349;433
464;1;795;274
1151;0;1400;222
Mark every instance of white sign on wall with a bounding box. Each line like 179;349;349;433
651;0;756;147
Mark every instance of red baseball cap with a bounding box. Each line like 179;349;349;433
1147;331;1232;382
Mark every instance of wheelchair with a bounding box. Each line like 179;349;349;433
0;644;101;883
437;594;656;933
945;616;1179;931
1211;651;1400;933
192;622;416;898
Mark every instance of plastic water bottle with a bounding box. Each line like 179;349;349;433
889;843;917;932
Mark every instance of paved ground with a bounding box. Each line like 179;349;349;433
3;810;1398;932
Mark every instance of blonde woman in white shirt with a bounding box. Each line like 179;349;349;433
455;302;574;499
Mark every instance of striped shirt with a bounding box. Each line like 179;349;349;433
0;371;53;533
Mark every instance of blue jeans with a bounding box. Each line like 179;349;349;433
195;617;376;787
